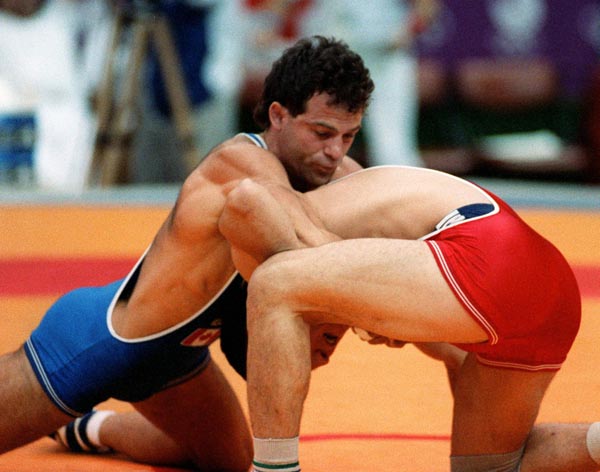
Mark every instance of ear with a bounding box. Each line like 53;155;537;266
268;102;288;130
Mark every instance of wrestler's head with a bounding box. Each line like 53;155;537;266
310;323;349;369
255;36;373;191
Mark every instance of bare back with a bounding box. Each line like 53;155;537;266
112;136;291;338
306;166;495;240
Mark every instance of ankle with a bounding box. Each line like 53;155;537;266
252;437;300;472
86;410;117;450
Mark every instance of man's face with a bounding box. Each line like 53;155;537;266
310;323;349;369
272;93;363;190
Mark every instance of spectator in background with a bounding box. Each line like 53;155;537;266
199;0;246;156
133;0;245;183
302;0;440;167
0;0;111;191
236;0;313;128
136;0;321;183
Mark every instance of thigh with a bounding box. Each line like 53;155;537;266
133;358;252;470
254;238;488;344
451;353;555;456
0;346;74;453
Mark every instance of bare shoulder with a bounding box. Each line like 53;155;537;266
329;165;464;188
199;140;289;186
306;166;444;211
167;138;290;241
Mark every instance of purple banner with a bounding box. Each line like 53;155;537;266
416;0;600;97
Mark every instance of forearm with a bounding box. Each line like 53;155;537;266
219;178;339;274
414;342;467;395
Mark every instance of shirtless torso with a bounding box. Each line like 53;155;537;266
111;136;283;338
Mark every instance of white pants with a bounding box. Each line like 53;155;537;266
362;50;421;167
0;0;110;191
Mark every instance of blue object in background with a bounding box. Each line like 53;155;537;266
0;112;36;184
149;1;212;118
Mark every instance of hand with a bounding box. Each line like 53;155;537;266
352;327;408;348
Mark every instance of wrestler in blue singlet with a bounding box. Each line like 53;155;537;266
24;133;264;416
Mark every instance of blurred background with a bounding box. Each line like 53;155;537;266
0;0;599;193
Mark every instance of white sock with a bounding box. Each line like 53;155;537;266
86;410;116;448
586;422;600;465
252;437;300;472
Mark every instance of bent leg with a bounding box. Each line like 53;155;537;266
246;290;311;439
132;358;252;471
246;238;487;440
65;410;180;461
451;354;555;455
452;359;600;472
0;346;74;454
520;423;600;472
249;238;488;343
450;354;555;465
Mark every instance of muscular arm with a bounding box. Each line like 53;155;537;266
170;143;292;242
218;179;300;279
218;178;340;280
414;342;467;395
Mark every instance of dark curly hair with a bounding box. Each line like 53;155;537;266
253;36;374;129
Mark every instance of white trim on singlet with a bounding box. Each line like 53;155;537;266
476;356;563;371
106;132;269;343
238;132;268;149
106;251;239;344
328;165;504;345
427;240;500;345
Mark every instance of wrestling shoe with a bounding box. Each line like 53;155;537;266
49;410;112;453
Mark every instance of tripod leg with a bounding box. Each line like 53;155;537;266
100;18;150;185
151;15;201;174
87;10;125;186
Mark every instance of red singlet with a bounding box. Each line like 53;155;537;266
425;192;581;371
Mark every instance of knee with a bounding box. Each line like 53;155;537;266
191;447;252;472
183;416;252;471
247;254;297;320
188;432;252;472
229;442;254;472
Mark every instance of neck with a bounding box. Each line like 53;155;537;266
262;131;278;155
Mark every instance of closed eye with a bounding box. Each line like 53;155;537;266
323;333;339;346
315;130;332;139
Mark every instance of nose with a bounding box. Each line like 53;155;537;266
312;350;330;369
323;137;344;161
321;343;336;359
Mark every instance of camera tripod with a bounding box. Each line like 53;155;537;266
88;2;200;186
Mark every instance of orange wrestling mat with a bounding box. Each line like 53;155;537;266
0;201;599;471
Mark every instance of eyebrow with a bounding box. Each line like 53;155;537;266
310;121;361;133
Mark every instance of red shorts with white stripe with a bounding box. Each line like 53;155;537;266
425;193;581;371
